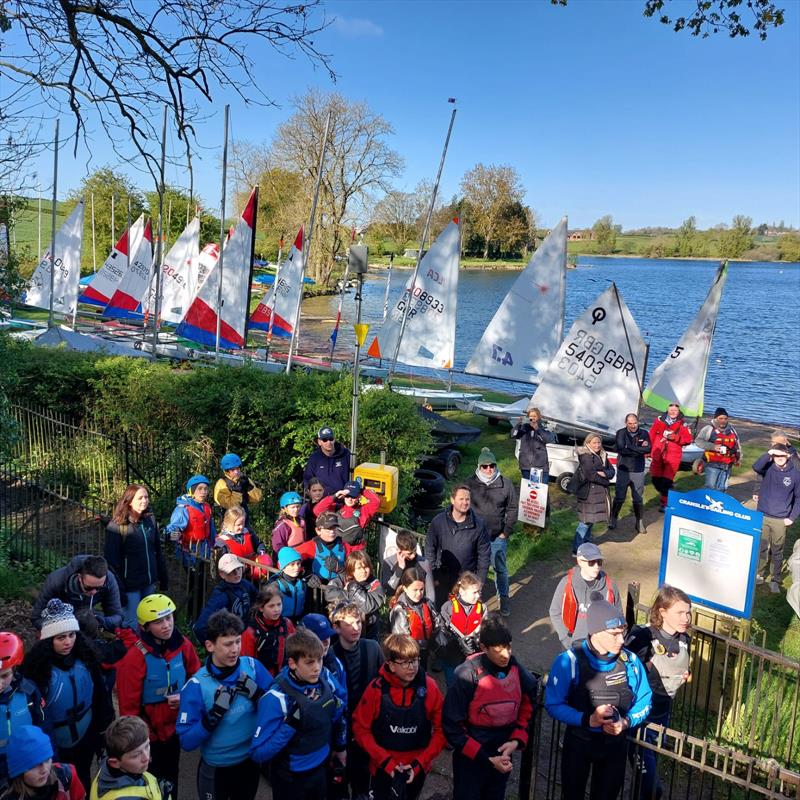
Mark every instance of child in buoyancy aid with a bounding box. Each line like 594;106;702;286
0;634;47;789
214;505;271;584
241;584;296;677
295;512;352;615
389;567;443;670
21;601;114;793
299;479;325;541
193;554;258;644
267;548;308;622
325;551;385;640
439;571;485;687
114;594;201;797
1;725;85;800
312;479;381;549
271;491;308;553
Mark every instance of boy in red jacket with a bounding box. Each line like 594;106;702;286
115;594;201;798
352;633;446;800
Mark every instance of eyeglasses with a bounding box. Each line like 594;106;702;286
80;576;106;592
480;464;497;469
391;658;420;668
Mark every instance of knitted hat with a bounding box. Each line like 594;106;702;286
39;599;79;640
7;725;54;778
301;613;335;640
586;598;626;636
477;447;497;466
713;407;728;419
278;546;302;570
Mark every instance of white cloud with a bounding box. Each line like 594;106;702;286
331;15;384;37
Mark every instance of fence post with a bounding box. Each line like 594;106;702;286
124;431;131;486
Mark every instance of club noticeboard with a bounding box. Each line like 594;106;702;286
659;489;763;619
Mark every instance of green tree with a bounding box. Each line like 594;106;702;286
592;214;617;255
719;214;753;259
66;168;145;273
777;233;800;262
143;185;220;253
676;215;698;256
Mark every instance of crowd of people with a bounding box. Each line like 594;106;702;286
0;412;797;800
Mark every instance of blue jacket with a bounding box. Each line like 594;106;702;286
194;579;257;643
177;656;272;767
753;455;800;522
250;666;346;769
545;640;652;731
303;442;351;496
0;676;48;781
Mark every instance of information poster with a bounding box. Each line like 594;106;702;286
518;477;548;528
659;489;762;619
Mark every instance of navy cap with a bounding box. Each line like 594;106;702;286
318;427;335;441
301;613;335;640
576;543;603;561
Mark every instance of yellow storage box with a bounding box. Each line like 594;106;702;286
354;462;399;514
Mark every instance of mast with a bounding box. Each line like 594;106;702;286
90;193;97;274
47;119;59;329
152;105;167;354
242;186;259;347
215;104;230;362
388;102;456;383
286;110;331;374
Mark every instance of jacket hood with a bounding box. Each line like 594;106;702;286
659;411;685;424
94;758;146;794
175;494;207;509
316;441;348;459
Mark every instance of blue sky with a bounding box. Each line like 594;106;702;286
21;0;800;230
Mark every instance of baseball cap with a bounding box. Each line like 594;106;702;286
317;427;335;441
301;613;335;640
343;480;362;498
769;444;791;457
217;553;243;573
316;511;340;530
576;543;603;561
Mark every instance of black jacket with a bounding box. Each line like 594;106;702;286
511;422;555;471
614;427;651;473
425;507;491;584
31;554;123;632
105;512;167;593
464;473;517;539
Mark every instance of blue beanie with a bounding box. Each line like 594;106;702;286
301;613;335;640
7;725;54;778
277;546;302;570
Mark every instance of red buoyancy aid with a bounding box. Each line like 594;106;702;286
403;601;435;642
704;428;738;465
281;518;306;548
218;531;258;560
466;655;522;728
561;568;616;635
182;502;213;547
449;597;483;637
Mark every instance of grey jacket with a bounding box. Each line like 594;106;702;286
465;472;517;539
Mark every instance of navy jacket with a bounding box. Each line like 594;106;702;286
303;442;351;495
105;512;168;593
425;507;491;584
753;454;800;521
614;427;651;473
194;578;258;643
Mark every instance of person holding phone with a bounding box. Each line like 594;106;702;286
545;598;652;799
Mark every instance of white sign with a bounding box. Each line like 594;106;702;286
518;478;548;528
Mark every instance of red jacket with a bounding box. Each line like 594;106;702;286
352;663;446;778
649;414;692;478
314;489;381;528
116;628;201;741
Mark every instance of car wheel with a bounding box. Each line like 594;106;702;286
559;473;573;493
413;468;446;495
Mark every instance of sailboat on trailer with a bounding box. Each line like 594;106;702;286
642;261;728;419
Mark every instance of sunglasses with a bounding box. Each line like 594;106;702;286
580;559;603;566
480;463;497;469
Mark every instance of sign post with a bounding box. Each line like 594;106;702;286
659;488;762;619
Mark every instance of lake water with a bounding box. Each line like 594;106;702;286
305;257;800;426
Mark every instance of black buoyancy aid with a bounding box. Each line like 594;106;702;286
567;644;634;718
274;673;336;760
253;617;291;675
465;655;522;729
372;670;432;753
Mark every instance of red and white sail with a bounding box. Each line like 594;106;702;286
102;219;154;319
249;228;304;338
177;188;256;349
79;215;145;308
24;202;85;315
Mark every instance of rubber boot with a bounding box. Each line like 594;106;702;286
608;499;623;530
634;502;646;533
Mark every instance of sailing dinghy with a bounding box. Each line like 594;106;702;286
642;262;728;418
465;217;567;383
23;202;85;317
102;219;154;319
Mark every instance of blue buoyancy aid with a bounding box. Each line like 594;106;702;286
0;686;34;772
195;657;259;767
269;574;307;619
311;537;345;581
137;642;187;706
47;660;94;748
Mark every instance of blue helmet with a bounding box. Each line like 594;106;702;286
220;453;242;471
280;491;303;508
186;474;210;493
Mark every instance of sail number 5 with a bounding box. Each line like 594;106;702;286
557;329;634;389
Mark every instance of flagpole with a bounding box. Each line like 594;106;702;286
70;198;82;331
286;110;331;374
47;119;59;329
152;104;168;355
329;240;351;362
215;104;230;362
111;195;115;245
387;102;456;383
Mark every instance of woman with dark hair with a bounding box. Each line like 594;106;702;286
389;567;441;669
324;551;385;640
21;600;114;792
626;586;692;799
573;433;615;554
105;484;167;628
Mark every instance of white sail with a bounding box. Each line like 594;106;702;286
643;262;728;418
79;215;145;307
144;217;201;324
102;219;154;319
367;218;460;369
24;202;85;315
529;284;647;433
466;217;567;382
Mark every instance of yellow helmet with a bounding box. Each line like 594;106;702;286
137;594;176;626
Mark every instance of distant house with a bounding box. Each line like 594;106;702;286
568;229;593;241
403;248;420;258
